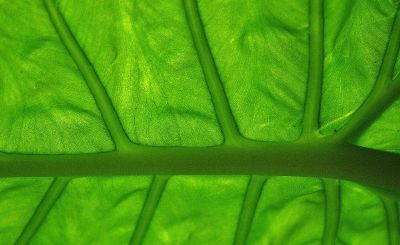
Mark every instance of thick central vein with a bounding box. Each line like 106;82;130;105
302;0;324;139
183;0;242;144
333;7;400;143
14;177;71;245
43;0;131;150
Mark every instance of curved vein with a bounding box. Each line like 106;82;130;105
183;0;242;144
14;177;71;245
381;196;400;245
130;176;169;245
302;0;324;139
234;176;268;245
43;0;131;150
333;7;400;143
322;179;340;245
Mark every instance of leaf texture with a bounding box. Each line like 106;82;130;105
0;0;399;244
0;0;114;153
55;0;223;147
198;0;309;141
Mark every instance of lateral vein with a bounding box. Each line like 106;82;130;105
302;0;324;139
302;0;324;138
14;177;71;245
43;0;131;150
381;195;400;245
130;176;169;245
322;179;340;245
183;0;242;145
333;6;400;143
234;176;267;245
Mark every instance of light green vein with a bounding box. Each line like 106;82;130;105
14;177;71;245
333;6;400;143
43;0;131;150
322;179;340;245
183;0;242;145
234;176;268;245
302;0;324;139
130;176;169;245
381;196;400;245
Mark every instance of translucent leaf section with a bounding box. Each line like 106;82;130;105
356;97;400;153
55;0;223;146
30;177;152;245
0;0;114;153
247;177;325;244
2;176;400;244
198;0;309;141
0;178;52;244
337;181;388;244
143;176;247;244
320;0;399;135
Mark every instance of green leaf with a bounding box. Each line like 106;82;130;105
0;0;114;153
0;0;399;244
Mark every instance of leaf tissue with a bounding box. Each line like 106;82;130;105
0;0;399;244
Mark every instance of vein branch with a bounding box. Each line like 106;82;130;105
322;179;340;245
381;195;400;245
234;176;267;245
332;7;400;143
302;0;324;139
43;0;131;151
14;177;71;245
183;0;242;145
130;176;169;245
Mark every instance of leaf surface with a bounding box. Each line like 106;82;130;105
0;0;399;244
0;0;113;153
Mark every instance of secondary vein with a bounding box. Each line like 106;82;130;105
183;0;242;145
302;0;324;139
322;179;340;245
333;6;400;143
381;195;400;245
130;176;169;245
234;176;267;245
43;0;131;151
14;177;71;245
